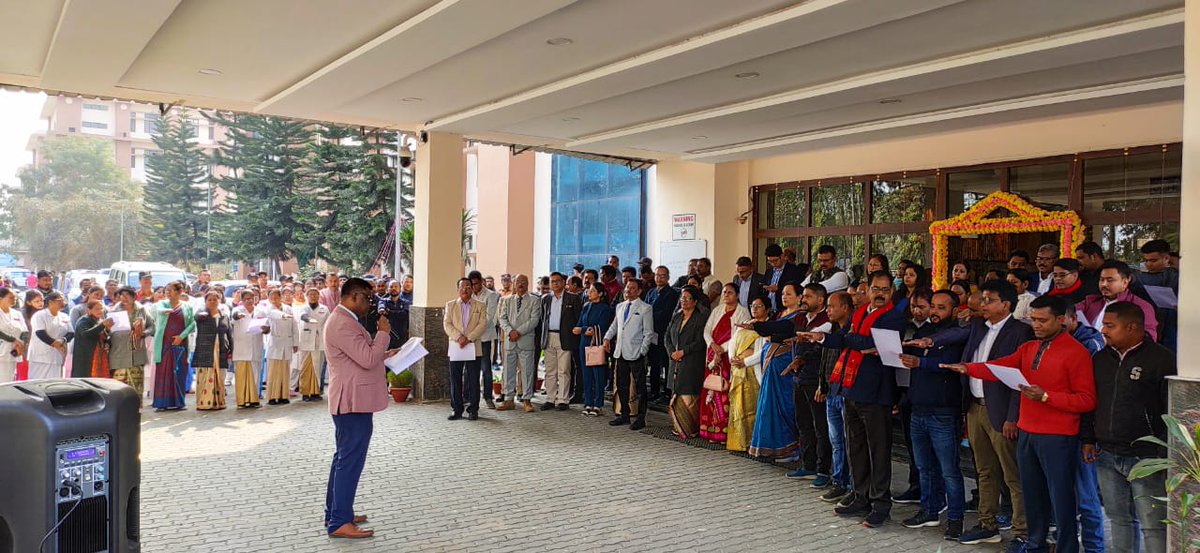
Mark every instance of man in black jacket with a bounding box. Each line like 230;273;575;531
802;271;907;528
786;283;832;484
816;291;854;504
539;272;582;410
913;279;1032;548
730;256;764;309
763;244;803;313
644;266;679;402
1083;302;1173;553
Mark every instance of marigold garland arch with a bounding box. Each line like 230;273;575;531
930;191;1085;288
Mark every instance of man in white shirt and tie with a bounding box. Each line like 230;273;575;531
603;280;656;430
498;274;541;413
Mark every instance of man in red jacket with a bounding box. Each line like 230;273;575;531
943;295;1096;553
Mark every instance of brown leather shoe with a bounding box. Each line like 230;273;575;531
329;522;374;539
323;514;368;525
496;400;515;411
523;400;535;413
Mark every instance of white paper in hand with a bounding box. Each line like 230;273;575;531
245;317;268;335
106;310;131;333
449;340;477;361
385;337;428;373
870;328;905;368
986;363;1030;391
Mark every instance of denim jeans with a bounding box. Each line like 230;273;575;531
1096;450;1167;553
582;364;606;409
825;393;852;490
1017;432;1080;553
1076;454;1106;553
911;413;963;520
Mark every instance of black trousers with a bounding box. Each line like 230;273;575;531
899;394;919;490
647;343;668;396
844;399;894;514
615;356;647;421
449;358;481;415
479;341;494;401
569;349;583;403
794;381;831;474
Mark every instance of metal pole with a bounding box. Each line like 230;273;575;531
119;211;125;261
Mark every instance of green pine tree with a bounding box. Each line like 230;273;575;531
143;111;210;264
209;112;312;268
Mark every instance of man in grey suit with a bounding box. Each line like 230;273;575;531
604;279;656;430
540;272;582;411
498;274;541;413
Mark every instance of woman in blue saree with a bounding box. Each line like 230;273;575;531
152;281;195;411
744;282;803;460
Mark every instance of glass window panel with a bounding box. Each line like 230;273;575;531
774;188;805;228
1008;163;1069;210
1087;222;1179;268
755;237;804;273
606;196;640;254
609;165;642;196
871;177;935;224
553;156;580;202
581;160;607;197
1083;150;1182;215
552;203;578;254
872;233;929;269
756;191;772;230
809;235;864;280
947;169;999;215
811;183;863;226
579;202;606;252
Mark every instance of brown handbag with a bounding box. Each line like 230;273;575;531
702;356;728;392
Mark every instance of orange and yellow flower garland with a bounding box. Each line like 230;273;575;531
930;191;1084;288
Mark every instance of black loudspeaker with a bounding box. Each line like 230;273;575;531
0;379;140;553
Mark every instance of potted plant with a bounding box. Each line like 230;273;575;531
1130;414;1200;552
492;373;502;396
387;369;414;403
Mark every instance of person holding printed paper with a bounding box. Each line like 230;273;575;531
71;300;113;378
443;278;487;420
231;289;268;408
264;289;297;405
107;287;153;404
296;288;329;401
942;295;1096;553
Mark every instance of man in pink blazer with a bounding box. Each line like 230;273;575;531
323;278;391;539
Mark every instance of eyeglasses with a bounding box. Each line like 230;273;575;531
980;296;1000;305
1035;256;1057;261
869;286;891;293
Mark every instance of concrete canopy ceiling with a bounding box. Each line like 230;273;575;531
0;0;1184;162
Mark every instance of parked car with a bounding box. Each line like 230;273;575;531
108;261;188;290
0;267;32;290
60;269;111;302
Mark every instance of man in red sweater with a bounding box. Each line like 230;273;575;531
943;295;1095;553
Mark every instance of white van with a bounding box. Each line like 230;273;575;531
108;262;187;290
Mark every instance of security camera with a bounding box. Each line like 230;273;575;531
398;149;413;169
419;130;429;144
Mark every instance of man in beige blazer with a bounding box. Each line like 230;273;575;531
444;277;487;420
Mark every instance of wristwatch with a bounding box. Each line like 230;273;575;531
1040;392;1049;403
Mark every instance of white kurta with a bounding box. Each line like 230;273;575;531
29;309;70;380
264;306;295;361
0;307;27;383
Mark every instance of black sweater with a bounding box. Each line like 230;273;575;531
1080;337;1175;458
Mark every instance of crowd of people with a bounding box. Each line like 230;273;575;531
0;269;414;413
440;240;1177;553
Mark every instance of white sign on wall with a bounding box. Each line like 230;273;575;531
671;213;696;240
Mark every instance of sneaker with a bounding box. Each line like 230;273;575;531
820;486;849;503
810;475;832;489
996;513;1013;531
892;488;921;504
944;519;964;541
485;399;496;410
938;505;948;515
836;493;857;508
862;510;889;528
902;509;940;529
1004;537;1028;553
959;525;1002;545
834;501;871;518
786;468;818;480
581;408;592;416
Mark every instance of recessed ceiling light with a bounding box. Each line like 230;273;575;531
692;135;708;140
879;98;902;104
546;37;574;46
401;97;423;103
197;68;222;76
561;116;580;122
734;72;760;79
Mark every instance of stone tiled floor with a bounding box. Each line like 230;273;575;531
139;395;996;552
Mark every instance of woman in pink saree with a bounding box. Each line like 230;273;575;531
699;284;749;443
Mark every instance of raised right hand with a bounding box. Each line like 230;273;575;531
377;316;391;336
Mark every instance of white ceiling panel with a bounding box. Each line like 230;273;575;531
0;0;65;77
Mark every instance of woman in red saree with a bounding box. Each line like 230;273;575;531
699;284;750;443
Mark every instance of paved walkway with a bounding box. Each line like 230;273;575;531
140;397;993;553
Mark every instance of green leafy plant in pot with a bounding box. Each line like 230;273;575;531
492;371;503;396
1129;414;1200;552
388;369;414;403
